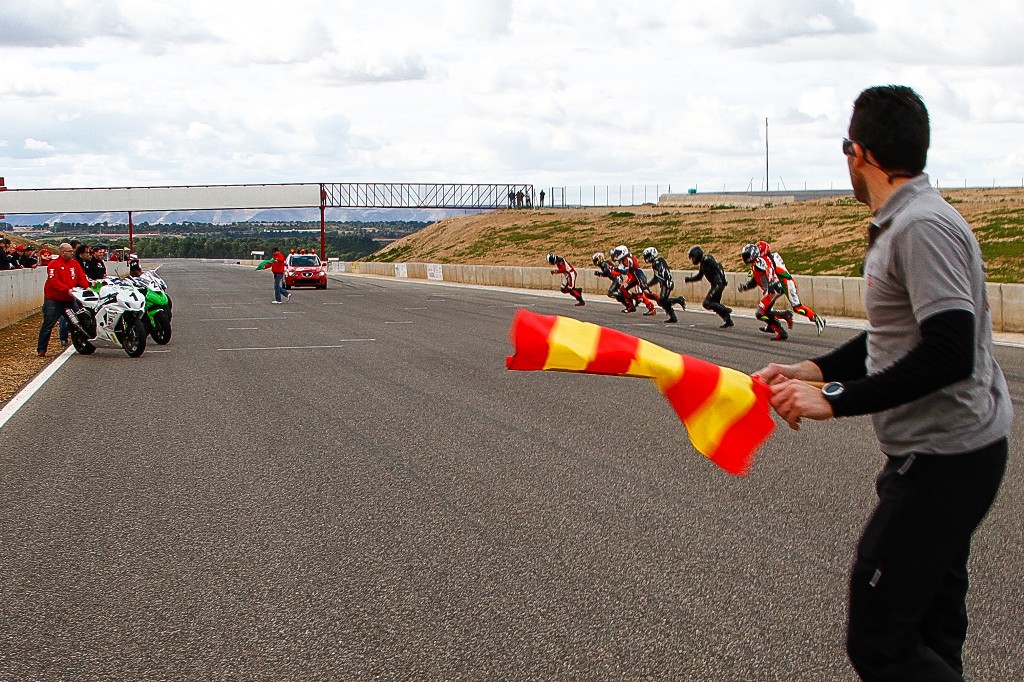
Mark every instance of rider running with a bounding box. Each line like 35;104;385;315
641;247;686;323
547;253;585;306
684;245;733;328
610;245;657;315
592;252;626;306
756;240;826;335
738;243;792;341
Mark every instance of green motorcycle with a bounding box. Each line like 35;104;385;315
135;271;172;345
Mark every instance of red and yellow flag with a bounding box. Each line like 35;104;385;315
505;309;775;475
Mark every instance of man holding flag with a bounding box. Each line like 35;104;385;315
754;85;1011;681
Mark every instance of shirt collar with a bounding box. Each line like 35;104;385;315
872;173;931;228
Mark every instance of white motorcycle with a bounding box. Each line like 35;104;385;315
65;281;148;357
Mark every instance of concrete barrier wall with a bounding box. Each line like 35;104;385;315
329;261;1024;333
0;268;48;328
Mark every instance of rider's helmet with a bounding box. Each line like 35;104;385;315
546;253;558;265
688;245;704;264
741;243;759;265
610;245;629;262
642;247;658;263
592;252;605;265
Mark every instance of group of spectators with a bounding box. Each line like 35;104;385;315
1;236;114;277
0;237;39;269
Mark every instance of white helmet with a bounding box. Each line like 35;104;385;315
642;247;658;262
610;245;629;262
592;252;605;265
546;253;558;265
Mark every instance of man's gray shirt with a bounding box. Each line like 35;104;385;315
863;173;1013;455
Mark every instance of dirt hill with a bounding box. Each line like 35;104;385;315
367;187;1024;283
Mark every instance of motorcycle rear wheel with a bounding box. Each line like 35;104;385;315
151;310;172;345
70;329;96;355
122;318;147;357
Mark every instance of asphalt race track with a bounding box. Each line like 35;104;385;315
2;259;1022;681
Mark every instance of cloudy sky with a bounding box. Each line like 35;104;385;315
2;0;1024;196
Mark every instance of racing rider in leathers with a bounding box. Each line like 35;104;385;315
684;245;734;328
610;245;657;315
738;243;793;341
547;253;585;306
641;247;686;323
756;240;826;335
593;252;626;306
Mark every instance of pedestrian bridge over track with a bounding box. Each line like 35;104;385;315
0;182;536;215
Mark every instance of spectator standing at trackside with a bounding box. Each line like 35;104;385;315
20;246;39;268
1;238;22;269
753;85;1012;682
74;243;90;270
83;246;107;281
685;245;733;328
539;189;546;208
36;242;90;357
267;247;291;304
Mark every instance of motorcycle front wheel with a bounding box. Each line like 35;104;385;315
121;317;147;357
70;329;96;355
151;309;172;345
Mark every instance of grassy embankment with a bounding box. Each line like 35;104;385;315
367;188;1024;284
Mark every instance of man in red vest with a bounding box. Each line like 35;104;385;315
36;242;90;357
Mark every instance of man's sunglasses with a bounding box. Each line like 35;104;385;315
842;138;858;156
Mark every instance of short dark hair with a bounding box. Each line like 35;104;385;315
849;85;929;175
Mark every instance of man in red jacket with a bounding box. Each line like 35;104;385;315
268;247;291;304
36;242;90;357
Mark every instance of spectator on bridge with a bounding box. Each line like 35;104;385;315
508;189;515;208
266;247;291;304
539;189;545;208
36;242;90;357
516;189;524;208
753;85;1012;681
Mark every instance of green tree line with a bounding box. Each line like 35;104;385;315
130;233;381;260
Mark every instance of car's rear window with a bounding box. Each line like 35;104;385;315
289;256;321;267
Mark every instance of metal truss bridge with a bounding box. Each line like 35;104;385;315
320;183;535;209
0;181;540;257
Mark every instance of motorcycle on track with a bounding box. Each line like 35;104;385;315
66;281;148;357
132;271;173;345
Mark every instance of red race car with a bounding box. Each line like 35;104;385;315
284;253;328;290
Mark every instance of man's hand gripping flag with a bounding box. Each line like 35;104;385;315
505;309;775;475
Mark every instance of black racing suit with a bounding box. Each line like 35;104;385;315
647;256;686;321
685;254;732;323
594;260;625;304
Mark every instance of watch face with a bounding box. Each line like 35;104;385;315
823;382;844;398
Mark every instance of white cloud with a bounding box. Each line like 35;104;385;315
25;138;57;152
